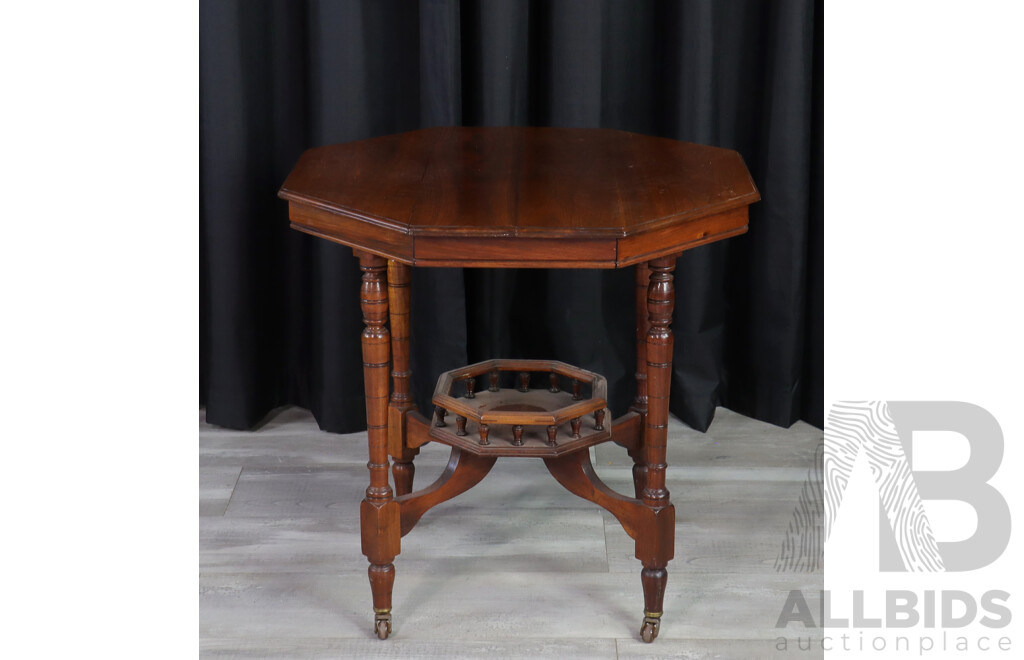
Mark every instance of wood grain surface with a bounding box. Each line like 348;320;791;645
280;127;759;268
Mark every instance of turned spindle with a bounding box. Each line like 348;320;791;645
455;415;467;436
489;370;500;392
643;256;675;508
465;377;476;399
570;417;582;438
435;406;447;427
572;379;582;401
548;373;560;393
594;409;606;431
387;260;416;497
546;425;558;446
355;253;395;636
512;424;524;446
518;372;530;392
479;423;490;445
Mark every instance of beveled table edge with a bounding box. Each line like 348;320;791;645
288;205;753;268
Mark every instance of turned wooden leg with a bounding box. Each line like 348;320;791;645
357;251;399;640
641;568;667;642
392;459;416;499
631;461;648;501
629;261;652;500
638;256;677;642
387;260;418;498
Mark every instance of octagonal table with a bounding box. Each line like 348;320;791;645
278;126;759;642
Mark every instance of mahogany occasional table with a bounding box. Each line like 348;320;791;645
278;127;759;643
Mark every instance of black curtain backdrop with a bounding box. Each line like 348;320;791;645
200;0;823;435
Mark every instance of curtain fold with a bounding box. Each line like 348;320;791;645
200;0;823;433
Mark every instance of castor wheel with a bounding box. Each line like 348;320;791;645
374;611;392;640
640;613;661;643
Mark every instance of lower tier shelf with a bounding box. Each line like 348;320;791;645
429;407;612;457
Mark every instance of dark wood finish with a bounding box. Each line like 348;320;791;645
387;260;418;497
631;458;647;501
611;411;647;499
643;257;674;508
435;388;604;428
280;127;759;269
355;252;399;625
642;567;668;613
406;410;435;450
630;262;652;417
611;411;642;453
433;360;606;430
629;261;652;499
544;444;674;645
430;408;612;458
368;564;395;612
281;128;757;642
638;256;677;622
545;448;644;538
391;456;415;497
396;447;497;537
436;357;607;385
543;448;674;562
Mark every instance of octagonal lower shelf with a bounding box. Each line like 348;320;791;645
430;359;611;457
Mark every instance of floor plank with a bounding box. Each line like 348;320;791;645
199;406;823;658
615;637;812;660
199;465;242;517
200;637;617;659
199;570;818;643
594;408;822;470
200;508;608;574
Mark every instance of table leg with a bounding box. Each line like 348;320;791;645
638;256;677;643
356;251;399;640
387;260;418;496
628;261;652;499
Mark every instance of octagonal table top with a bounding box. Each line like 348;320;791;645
279;126;758;268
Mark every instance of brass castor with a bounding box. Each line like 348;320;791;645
374;611;392;640
640;613;661;643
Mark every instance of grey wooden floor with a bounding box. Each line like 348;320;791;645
200;407;823;659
